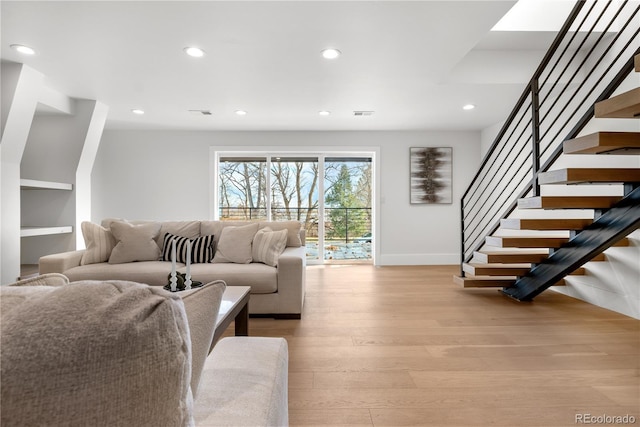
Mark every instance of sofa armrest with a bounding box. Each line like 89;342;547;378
276;246;306;315
194;337;288;426
39;250;85;275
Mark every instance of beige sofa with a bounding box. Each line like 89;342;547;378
39;219;306;318
0;274;289;426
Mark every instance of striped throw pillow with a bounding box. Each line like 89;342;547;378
251;227;288;267
161;233;215;264
80;221;117;265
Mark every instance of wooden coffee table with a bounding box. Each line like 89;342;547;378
210;286;250;351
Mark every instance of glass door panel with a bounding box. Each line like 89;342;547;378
323;157;372;262
270;157;320;262
218;157;267;220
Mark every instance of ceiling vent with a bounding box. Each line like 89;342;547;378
353;111;374;116
188;109;212;116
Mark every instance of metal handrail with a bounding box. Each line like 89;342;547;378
219;206;372;242
461;0;640;271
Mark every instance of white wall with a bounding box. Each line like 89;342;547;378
480;120;504;158
0;63;44;283
93;130;481;266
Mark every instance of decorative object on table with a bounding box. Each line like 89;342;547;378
166;238;202;292
164;272;203;292
410;147;452;204
169;239;178;291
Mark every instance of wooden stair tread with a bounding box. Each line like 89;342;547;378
486;235;569;248
518;196;622;209
594;87;640;118
538;168;640;185
473;250;605;264
453;275;516;288
613;237;630;247
454;275;565;288
464;262;585;277
463;263;531;276
500;218;592;230
563;132;640;155
474;250;548;263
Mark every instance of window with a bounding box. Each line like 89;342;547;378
214;150;375;264
218;157;267;220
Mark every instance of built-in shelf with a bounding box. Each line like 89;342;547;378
20;226;73;237
20;179;73;191
20;179;74;239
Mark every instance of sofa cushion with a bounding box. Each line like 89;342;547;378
252;227;288;267
212;223;259;264
157;220;201;248
184;262;277;294
109;221;162;264
259;220;303;247
178;280;226;398
64;260;178;286
162;233;215;264
0;280;194;427
80;221;116;265
194;337;289;426
200;220;253;248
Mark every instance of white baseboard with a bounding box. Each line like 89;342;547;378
378;253;459;266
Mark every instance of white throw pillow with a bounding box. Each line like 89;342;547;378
212;223;259;264
80;221;116;265
108;221;161;264
252;227;288;267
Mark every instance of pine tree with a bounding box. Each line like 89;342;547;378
325;164;357;240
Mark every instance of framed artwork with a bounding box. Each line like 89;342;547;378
410;147;452;204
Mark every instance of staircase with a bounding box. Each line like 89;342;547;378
456;53;639;298
455;0;640;302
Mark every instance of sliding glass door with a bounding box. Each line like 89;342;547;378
323;158;372;262
216;153;372;264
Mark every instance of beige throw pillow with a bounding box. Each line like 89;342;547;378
0;281;194;427
80;221;116;265
258;221;302;247
108;221;161;264
213;223;259;264
252;227;288;267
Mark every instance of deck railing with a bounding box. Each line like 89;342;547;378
461;0;640;269
219;206;372;243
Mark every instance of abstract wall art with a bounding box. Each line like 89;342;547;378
410;147;452;204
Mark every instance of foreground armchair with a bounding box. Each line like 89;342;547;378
1;275;288;426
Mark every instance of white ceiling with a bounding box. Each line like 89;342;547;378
1;1;573;131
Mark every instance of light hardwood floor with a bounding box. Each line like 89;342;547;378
228;264;640;426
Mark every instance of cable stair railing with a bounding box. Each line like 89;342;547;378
454;0;640;300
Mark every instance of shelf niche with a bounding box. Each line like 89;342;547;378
20;179;73;191
20;178;74;237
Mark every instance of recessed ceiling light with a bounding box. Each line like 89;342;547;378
131;109;145;115
11;44;35;55
321;48;341;59
319;111;331;116
463;104;476;110
184;47;205;57
235;110;247;116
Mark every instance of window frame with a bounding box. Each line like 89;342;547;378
210;146;380;265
